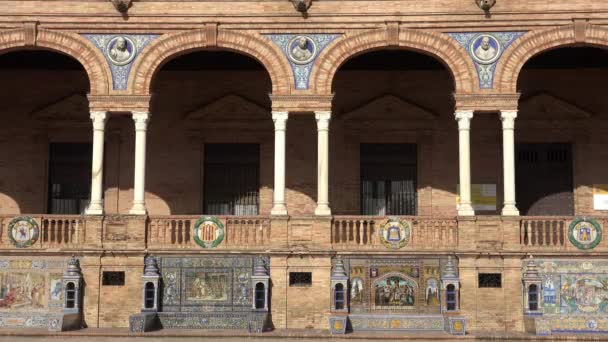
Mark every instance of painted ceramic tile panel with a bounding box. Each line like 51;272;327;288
0;272;46;310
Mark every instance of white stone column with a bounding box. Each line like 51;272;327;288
315;111;332;216
129;112;150;215
501;110;519;216
455;110;475;216
271;111;289;216
85;111;107;215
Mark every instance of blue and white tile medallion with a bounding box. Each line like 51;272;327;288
448;32;525;89
82;34;159;90
265;34;341;90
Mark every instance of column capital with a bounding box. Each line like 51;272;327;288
132;111;150;131
90;111;107;130
500;110;517;129
315;111;331;131
272;111;288;131
455;110;473;130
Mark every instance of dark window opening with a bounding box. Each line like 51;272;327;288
255;282;266;309
144;282;155;309
360;144;417;215
203;144;260;215
65;282;76;309
48;143;92;215
289;272;312;287
334;283;345;310
102;271;125;286
528;284;538;311
446;284;457;311
478;273;502;288
516;143;573;216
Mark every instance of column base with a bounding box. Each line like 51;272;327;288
314;204;332;217
501;204;520;216
84;202;104;216
129;202;147;215
270;204;288;216
457;203;475;217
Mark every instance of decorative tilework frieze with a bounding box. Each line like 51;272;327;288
82;34;159;90
265;34;341;90
447;32;525;89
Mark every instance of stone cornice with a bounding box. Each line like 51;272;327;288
88;95;151;112
454;93;520;112
270;94;334;113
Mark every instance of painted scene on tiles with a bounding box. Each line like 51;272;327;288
0;272;45;310
184;271;229;302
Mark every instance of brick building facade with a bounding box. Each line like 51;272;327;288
0;0;607;336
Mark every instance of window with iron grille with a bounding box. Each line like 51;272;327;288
478;273;502;288
47;143;92;215
528;284;539;311
446;284;457;311
255;282;265;309
289;272;312;287
203;144;260;216
102;271;125;286
360;144;417;216
334;283;345;310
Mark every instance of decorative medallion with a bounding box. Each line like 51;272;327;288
378;218;411;249
193;216;225;248
469;34;501;65
287;36;317;65
82;34;159;90
568;217;602;250
265;33;341;90
7;216;39;248
106;36;137;66
447;31;525;89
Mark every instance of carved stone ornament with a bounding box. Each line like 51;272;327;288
110;0;132;13
476;0;496;11
291;0;312;13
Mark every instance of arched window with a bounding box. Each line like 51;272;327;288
446;284;456;311
66;282;76;309
255;282;265;309
528;284;538;311
334;283;345;310
144;282;155;309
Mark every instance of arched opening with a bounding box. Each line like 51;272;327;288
528;284;538;311
516;47;608;216
446;284;457;311
144;50;273;215
331;49;456;216
0;50;91;215
144;282;155;309
255;282;266;309
65;282;76;308
334;283;345;310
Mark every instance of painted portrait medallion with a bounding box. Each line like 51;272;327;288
105;36;137;66
287;35;317;65
193;216;225;248
378;218;411;249
469;34;501;64
568;217;602;250
7;216;39;248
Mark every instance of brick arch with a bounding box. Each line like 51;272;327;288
129;29;293;95
495;24;608;93
310;28;478;95
0;28;111;95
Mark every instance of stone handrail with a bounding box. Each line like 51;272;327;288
147;215;271;250
331;216;458;250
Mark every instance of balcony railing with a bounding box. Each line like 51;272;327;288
520;217;568;249
147;215;271;250
331;216;458;250
0;214;86;249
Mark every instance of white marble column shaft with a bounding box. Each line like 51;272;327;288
85;111;107;215
455;110;475;216
271;111;289;216
501;110;519;216
315;111;332;216
129;112;150;215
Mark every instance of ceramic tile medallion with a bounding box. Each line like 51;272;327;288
378;218;411;249
287;36;317;65
568;218;602;250
7;216;39;248
106;36;137;66
193;216;225;248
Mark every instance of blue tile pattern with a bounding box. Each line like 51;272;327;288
265;34;341;90
448;32;525;89
82;34;159;91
